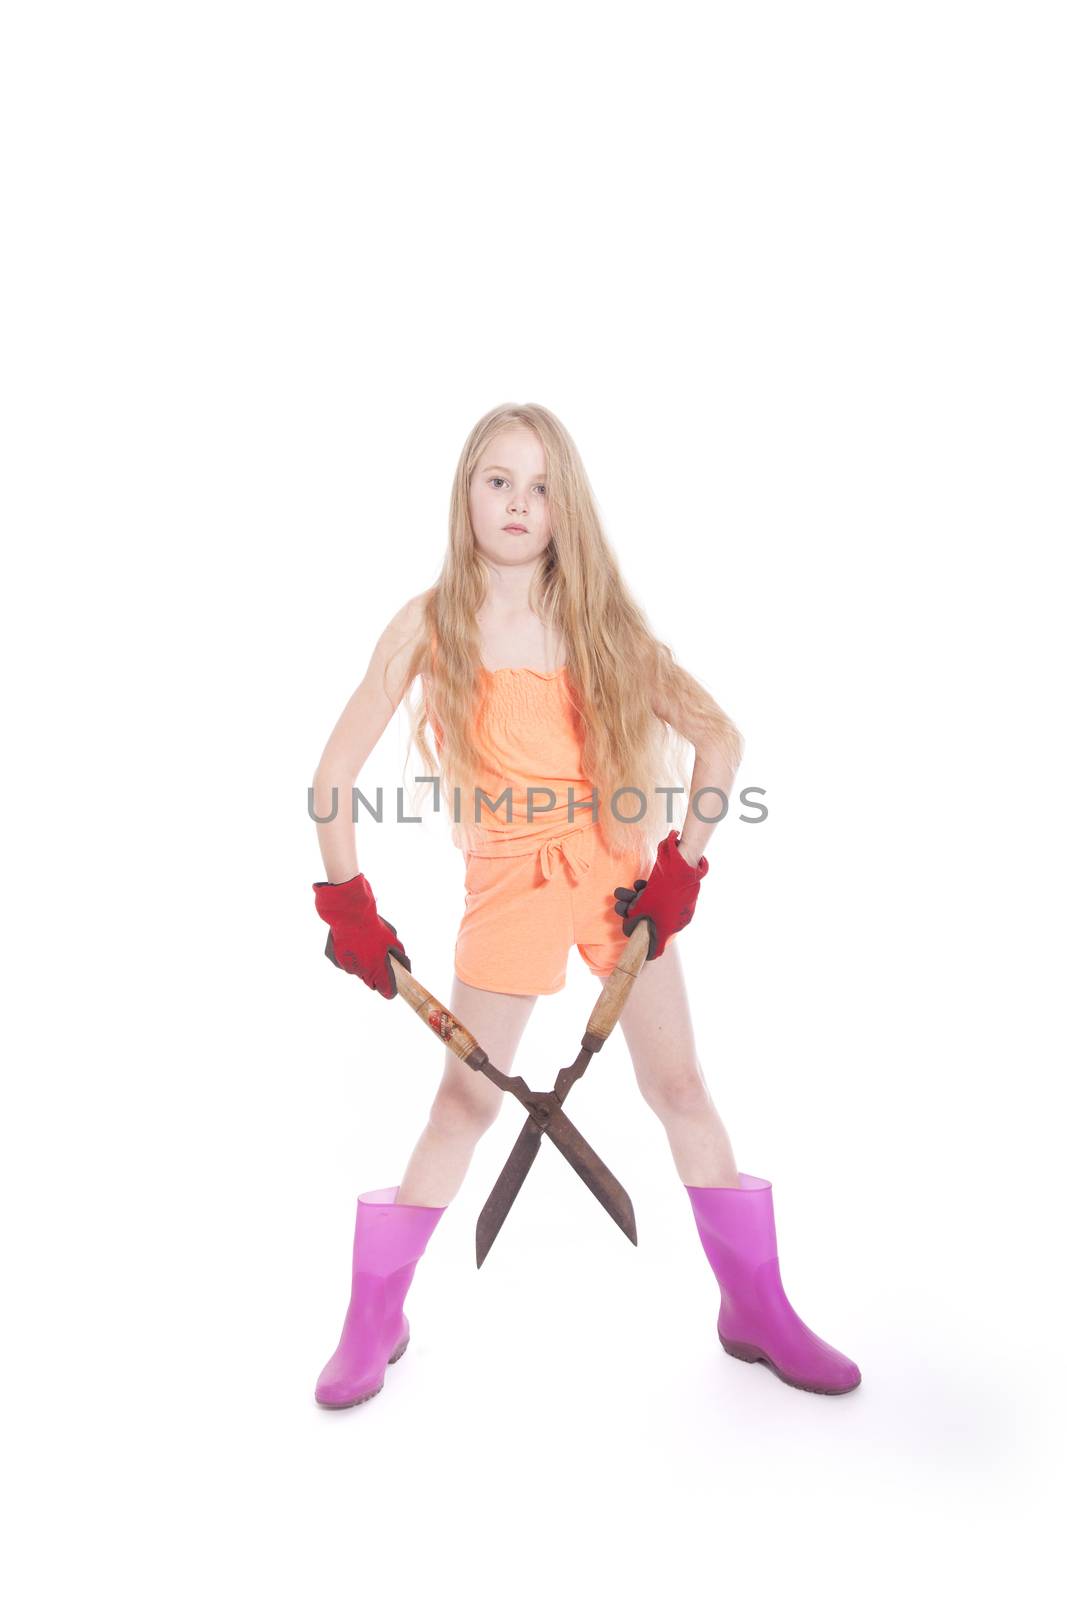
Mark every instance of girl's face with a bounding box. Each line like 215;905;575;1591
469;426;552;566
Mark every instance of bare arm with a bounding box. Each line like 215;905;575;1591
310;593;427;884
651;684;741;869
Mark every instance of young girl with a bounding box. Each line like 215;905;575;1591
310;403;861;1408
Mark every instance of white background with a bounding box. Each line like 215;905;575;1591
3;2;1064;1595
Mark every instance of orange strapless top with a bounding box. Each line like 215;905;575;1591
426;664;599;877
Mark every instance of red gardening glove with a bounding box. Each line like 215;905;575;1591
312;872;412;998
612;829;708;961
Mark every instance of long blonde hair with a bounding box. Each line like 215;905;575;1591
393;402;743;861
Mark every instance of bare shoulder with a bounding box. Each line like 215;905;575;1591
314;592;434;778
649;655;704;744
370;589;432;708
377;589;429;649
649;648;740;760
647;645;682;728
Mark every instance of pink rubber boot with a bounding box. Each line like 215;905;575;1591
315;1185;447;1409
685;1174;861;1395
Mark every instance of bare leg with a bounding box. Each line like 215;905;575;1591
599;941;741;1187
395;974;539;1207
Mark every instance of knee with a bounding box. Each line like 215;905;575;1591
639;1063;712;1121
429;1080;502;1139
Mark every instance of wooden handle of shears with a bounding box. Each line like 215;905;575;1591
387;954;488;1064
582;917;650;1050
384;918;648;1063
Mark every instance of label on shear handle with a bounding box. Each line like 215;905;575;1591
427;1006;458;1041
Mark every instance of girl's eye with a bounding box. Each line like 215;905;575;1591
488;476;547;495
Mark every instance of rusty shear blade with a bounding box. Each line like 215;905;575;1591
476;1116;549;1269
380;947;639;1262
476;1057;590;1268
475;921;652;1266
476;1087;637;1266
534;1101;637;1249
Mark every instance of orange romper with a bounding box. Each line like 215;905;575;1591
428;665;653;996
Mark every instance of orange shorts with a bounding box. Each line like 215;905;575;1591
454;822;654;996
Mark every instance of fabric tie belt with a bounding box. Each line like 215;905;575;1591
537;828;593;885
